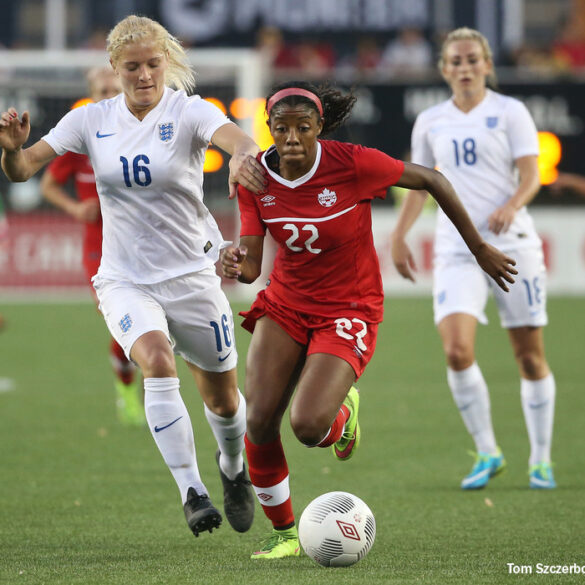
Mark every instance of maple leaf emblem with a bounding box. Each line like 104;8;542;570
318;187;337;207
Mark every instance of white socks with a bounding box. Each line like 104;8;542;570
144;377;205;503
447;363;497;455
521;374;556;465
448;364;556;465
204;389;246;480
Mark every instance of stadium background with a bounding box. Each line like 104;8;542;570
1;3;584;585
0;0;584;298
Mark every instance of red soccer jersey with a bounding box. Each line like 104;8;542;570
238;140;404;322
46;151;102;277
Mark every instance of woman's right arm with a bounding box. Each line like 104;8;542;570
1;109;57;181
40;168;100;223
390;188;428;282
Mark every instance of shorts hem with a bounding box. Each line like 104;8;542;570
434;307;488;326
502;318;548;329
179;352;238;373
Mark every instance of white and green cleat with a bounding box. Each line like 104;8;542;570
251;526;300;560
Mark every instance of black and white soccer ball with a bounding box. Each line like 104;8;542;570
298;491;376;567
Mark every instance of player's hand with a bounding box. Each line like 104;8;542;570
0;108;30;152
228;153;266;199
72;199;100;223
391;236;417;282
474;242;517;292
488;202;516;235
220;244;248;279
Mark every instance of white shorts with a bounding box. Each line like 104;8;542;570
433;247;548;329
93;267;238;372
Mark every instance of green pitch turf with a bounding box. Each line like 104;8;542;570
0;297;583;585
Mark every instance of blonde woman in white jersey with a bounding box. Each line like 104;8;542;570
0;15;267;536
391;27;556;490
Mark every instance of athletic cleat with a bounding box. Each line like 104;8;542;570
332;386;361;461
461;448;506;490
215;450;255;532
183;487;222;537
251;526;300;560
115;380;146;426
529;462;556;489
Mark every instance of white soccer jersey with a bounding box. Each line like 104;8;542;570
43;87;232;283
411;89;541;256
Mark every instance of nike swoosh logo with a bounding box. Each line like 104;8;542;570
528;401;548;409
458;401;474;412
225;431;245;442
154;416;183;432
96;131;116;138
218;351;232;362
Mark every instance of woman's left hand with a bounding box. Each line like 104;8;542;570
474;242;518;292
228;153;266;199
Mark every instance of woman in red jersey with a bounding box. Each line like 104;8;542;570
220;80;517;559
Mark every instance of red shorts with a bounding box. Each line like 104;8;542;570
240;290;379;379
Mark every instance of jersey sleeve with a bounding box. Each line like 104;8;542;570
237;185;266;237
353;145;404;200
45;152;76;184
505;99;539;160
41;106;88;156
410;112;435;168
186;96;233;145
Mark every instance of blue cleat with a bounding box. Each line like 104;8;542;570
461;448;506;490
529;462;556;489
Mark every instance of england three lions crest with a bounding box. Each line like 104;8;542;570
318;187;337;207
159;122;174;142
486;116;498;128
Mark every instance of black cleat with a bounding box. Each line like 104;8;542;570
216;449;255;533
183;487;222;537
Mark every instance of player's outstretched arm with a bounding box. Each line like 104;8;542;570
1;108;57;181
211;123;266;198
220;235;264;284
396;162;517;291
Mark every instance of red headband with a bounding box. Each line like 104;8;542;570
266;88;323;117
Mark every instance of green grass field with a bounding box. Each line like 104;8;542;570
1;297;584;585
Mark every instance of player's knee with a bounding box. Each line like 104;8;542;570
444;342;474;370
246;404;279;443
206;397;238;418
516;350;547;379
290;412;328;446
140;349;176;378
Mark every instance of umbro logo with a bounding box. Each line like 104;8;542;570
261;194;276;207
96;131;116;138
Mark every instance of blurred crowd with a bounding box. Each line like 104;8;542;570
252;16;585;81
4;2;585;80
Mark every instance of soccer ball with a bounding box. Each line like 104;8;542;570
298;491;376;567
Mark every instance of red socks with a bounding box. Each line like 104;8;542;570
245;434;295;529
